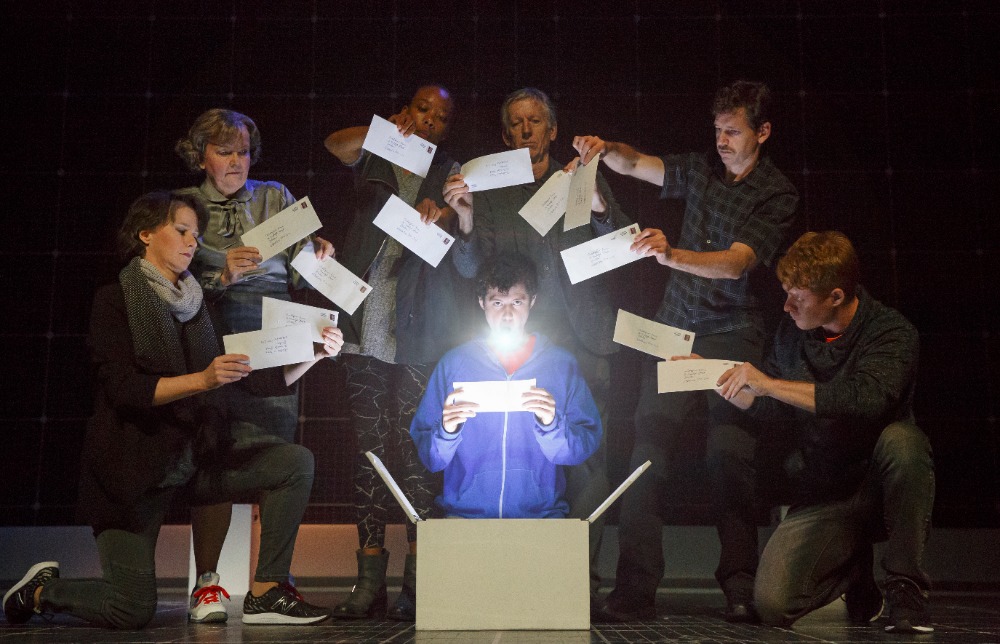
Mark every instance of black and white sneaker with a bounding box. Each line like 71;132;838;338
242;582;331;625
3;561;59;624
884;579;933;633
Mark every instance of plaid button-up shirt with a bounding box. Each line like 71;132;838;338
655;152;798;334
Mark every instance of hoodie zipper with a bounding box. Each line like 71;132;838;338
492;338;546;519
498;371;514;518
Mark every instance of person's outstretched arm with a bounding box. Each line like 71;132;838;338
571;135;666;186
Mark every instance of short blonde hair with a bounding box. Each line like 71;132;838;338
175;108;262;172
776;231;860;299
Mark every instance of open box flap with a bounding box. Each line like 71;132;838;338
366;451;422;524
367;450;650;525
586;460;651;524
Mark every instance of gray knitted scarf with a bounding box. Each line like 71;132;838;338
118;256;219;419
119;256;230;480
137;258;203;322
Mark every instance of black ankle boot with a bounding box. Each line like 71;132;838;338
333;549;389;619
387;553;416;621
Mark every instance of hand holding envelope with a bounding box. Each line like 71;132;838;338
443;379;553;431
563;155;601;231
520;386;557;425
315;326;345;360
200;353;253;388
657;359;743;393
570;134;609;166
560;223;644;284
518;156;601;237
443;151;534;236
629;227;672;265
239;197;323;263
221;245;265;286
442;172;474;229
372;194;455;267
714;361;772;403
442;387;479;433
361;114;437;177
386;104;420;138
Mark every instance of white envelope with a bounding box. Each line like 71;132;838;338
361;114;437;177
239;197;322;262
291;249;372;315
261;296;338;344
657;359;742;393
560;223;642;284
452;379;537;413
613;310;695;361
461;148;534;192
564;156;600;232
222;324;314;371
372;194;455;267
518;170;571;237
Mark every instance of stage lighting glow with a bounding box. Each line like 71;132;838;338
488;327;524;353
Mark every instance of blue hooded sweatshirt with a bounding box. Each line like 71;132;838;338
410;333;601;518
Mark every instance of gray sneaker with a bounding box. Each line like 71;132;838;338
188;571;229;623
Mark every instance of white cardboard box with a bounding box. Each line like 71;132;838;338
367;451;648;631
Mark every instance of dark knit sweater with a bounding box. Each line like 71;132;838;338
749;286;919;504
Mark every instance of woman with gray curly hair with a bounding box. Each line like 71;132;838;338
174;109;335;624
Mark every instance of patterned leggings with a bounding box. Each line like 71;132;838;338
344;354;435;546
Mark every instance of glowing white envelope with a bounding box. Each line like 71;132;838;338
451;379;537;413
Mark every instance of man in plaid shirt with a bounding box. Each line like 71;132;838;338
574;81;799;623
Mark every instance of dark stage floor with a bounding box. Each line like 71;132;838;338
2;587;997;643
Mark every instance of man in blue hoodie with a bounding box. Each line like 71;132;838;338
411;252;602;518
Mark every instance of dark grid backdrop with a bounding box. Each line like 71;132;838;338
1;0;997;527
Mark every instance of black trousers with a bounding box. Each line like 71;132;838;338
755;422;935;625
343;354;435;546
612;326;766;604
